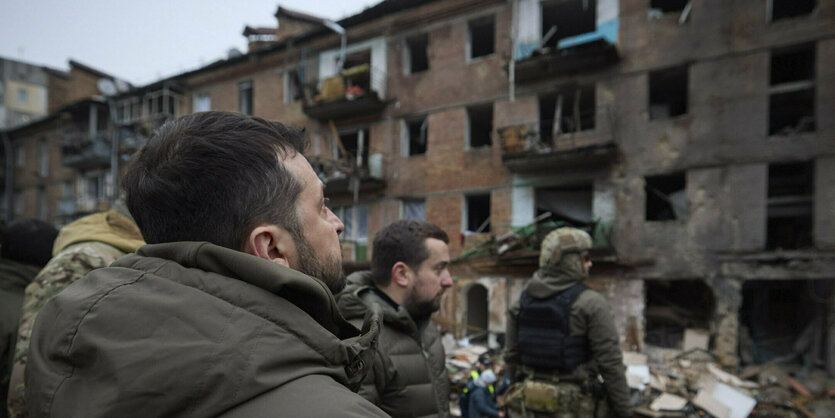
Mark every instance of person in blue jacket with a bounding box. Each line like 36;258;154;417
468;370;504;418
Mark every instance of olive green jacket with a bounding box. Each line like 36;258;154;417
337;271;450;418
505;269;632;417
25;242;387;418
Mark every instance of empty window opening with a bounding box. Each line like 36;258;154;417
467;103;493;148
770;0;816;21
238;80;253;115
405;117;428;156
343;50;373;94
740;279;832;367
770;46;815;85
469;16;495;59
541;0;596;49
645;280;715;349
535;185;593;229
465;194;491;233
649;65;688;119
767;161;813;250
401;199;426;221
769;44;815;135
284;70;304;103
539;84;595;145
649;0;688;13
338;128;370;170
405;34;429;74
37;186;47;221
645;173;688;221
466;284;489;343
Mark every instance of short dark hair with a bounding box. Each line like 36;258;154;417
370;220;449;287
1;219;58;267
123;111;308;250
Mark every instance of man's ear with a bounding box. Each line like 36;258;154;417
391;261;412;288
244;224;296;268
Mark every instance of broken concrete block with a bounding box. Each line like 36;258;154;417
693;380;756;418
683;328;710;351
626;365;650;390
650;393;688;412
623;351;648;366
707;363;758;389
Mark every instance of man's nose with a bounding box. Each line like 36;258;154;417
441;271;453;287
329;208;345;235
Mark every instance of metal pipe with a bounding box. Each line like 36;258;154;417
322;20;347;71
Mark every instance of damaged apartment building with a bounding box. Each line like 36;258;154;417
4;0;832;376
169;0;834;374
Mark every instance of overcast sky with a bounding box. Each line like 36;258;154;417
0;0;378;85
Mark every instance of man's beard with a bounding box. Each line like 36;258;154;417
293;231;346;294
403;286;444;318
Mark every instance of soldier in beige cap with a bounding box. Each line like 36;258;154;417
503;227;631;417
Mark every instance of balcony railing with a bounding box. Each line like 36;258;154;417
513;25;619;84
58;196;109;216
497;119;617;172
61;132;111;170
302;64;388;121
309;153;386;199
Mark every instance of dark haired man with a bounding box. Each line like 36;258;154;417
336;220;453;417
0;220;56;418
25;112;386;417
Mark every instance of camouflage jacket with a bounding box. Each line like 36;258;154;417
7;211;143;418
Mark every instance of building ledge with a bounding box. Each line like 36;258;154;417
501;142;618;172
323;175;386;198
513;38;619;84
303;92;387;122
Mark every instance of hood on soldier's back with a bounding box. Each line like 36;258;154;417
52;210;145;256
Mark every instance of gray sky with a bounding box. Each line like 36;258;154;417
0;0;378;85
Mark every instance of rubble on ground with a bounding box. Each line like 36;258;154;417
632;329;835;418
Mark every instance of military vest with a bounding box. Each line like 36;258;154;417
517;283;590;372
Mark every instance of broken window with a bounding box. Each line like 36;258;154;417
766;161;813;250
404;117;428;156
238;80;253;115
535;186;593;227
649;0;688;13
769;44;815;135
37;186;47;221
645;280;715;349
649;65;688;119
770;0;816;22
539;84;596;144
645;173;688;221
740;279;832;366
465;193;491;233
337;128;370;170
401;198;426;221
466;284;489;342
467;103;493;148
468;16;495;59
284;70;303;104
405;34;429;74
541;0;596;49
343;50;373;94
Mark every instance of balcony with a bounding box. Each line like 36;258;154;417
61;133;111;170
58;196;109;217
497;120;617;173
309;153;386;199
302;64;388;122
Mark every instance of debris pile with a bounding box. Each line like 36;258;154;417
631;344;835;418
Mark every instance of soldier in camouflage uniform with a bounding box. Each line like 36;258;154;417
6;209;143;418
503;228;631;418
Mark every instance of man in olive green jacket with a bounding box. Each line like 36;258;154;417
505;228;631;417
25;112;386;417
337;220;452;417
